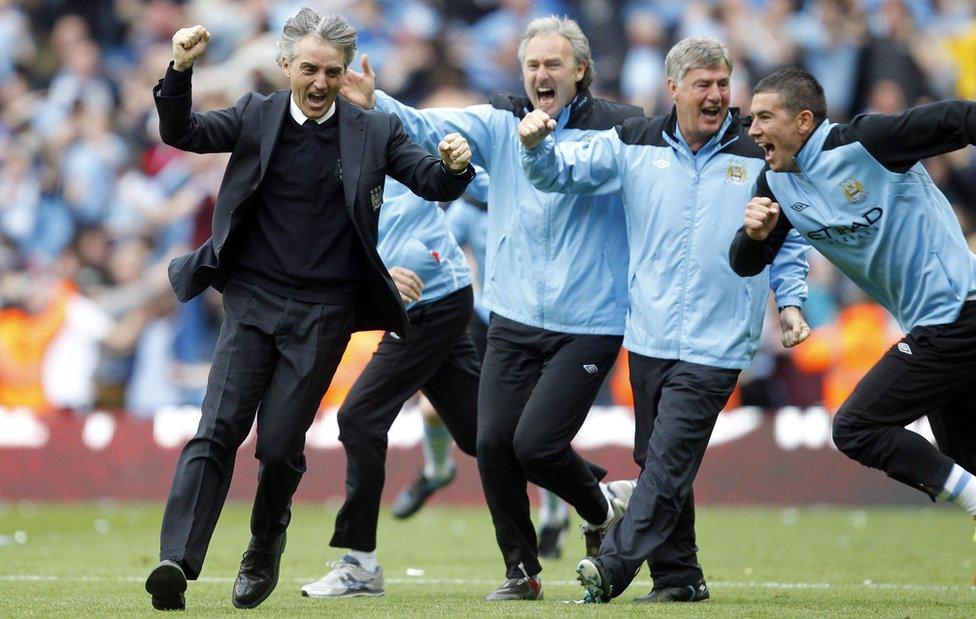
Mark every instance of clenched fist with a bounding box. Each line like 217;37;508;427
779;306;811;348
438;133;471;172
743;196;780;241
518;109;557;150
172;25;211;72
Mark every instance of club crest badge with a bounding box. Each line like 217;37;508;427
724;161;748;185
370;185;383;211
840;177;868;205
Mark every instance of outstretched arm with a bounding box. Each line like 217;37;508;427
850;100;976;173
519;111;624;196
372;89;495;168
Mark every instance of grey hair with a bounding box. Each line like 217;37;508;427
517;15;595;91
664;36;732;84
276;8;358;67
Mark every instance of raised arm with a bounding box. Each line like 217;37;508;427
519;111;623;196
154;26;246;153
341;54;496;166
729;172;794;276
847;100;976;173
376;92;496;168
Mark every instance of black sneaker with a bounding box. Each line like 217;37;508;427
232;531;286;609
634;580;710;603
576;556;612;603
390;467;456;519
145;559;187;611
537;518;569;559
484;574;543;601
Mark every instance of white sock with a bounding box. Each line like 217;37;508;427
347;549;378;572
938;464;976;517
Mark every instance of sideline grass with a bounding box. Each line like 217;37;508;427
0;502;973;616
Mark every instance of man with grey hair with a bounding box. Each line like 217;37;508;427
340;15;642;601
143;8;474;611
519;36;811;603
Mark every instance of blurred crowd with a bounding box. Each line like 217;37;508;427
0;0;974;418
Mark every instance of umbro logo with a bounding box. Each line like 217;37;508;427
583;364;599;374
897;342;912;355
791;202;810;212
652;159;670;169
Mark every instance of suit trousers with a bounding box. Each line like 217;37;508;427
599;353;738;597
330;286;480;552
159;277;355;579
477;313;619;578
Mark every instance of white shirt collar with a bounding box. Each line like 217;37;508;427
289;94;336;125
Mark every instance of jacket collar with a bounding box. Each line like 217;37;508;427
791;118;831;173
662;105;740;159
259;89;291;176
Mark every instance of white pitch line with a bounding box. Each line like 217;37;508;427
0;574;971;592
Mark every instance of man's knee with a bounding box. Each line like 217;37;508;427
832;406;870;460
336;407;384;447
454;433;477;458
475;431;506;463
512;433;559;472
255;440;302;468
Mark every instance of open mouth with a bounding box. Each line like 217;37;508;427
308;92;326;108
537;87;556;108
701;107;721;120
759;141;775;162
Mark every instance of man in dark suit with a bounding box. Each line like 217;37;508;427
143;9;474;611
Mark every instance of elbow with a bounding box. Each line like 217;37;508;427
728;248;765;278
730;257;765;278
158;126;193;151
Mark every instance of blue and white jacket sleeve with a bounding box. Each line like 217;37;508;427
520;128;623;195
768;229;810;310
375;90;495;168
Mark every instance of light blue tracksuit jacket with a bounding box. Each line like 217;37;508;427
522;108;810;369
445;171;490;324
374;89;643;335
377;178;470;309
731;101;976;333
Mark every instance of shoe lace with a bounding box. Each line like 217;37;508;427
240;546;274;572
323;559;366;586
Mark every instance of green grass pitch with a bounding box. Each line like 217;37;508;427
0;502;973;616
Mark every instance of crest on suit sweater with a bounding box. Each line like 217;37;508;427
370;185;383;211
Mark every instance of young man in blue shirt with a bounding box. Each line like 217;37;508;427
731;66;976;542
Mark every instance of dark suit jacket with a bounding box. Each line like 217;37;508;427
153;77;474;337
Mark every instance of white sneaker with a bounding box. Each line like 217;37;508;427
580;479;637;556
606;479;636;512
301;555;385;598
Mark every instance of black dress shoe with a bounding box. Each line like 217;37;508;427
232;531;287;609
145;560;187;611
